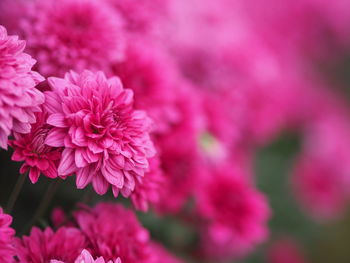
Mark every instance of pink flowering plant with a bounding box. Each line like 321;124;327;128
1;0;350;262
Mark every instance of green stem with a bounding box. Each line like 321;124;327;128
22;179;61;234
6;174;26;214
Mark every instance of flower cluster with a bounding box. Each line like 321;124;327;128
1;0;350;262
0;25;44;149
9;0;125;77
15;203;181;263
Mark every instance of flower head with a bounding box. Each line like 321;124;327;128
44;70;156;197
197;164;270;260
0;208;15;263
0;25;44;149
292;106;350;220
15;227;87;263
50;203;182;263
13;0;125;77
10;109;62;183
292;154;350;220
73;203;180;263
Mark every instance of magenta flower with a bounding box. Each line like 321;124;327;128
292;154;350;220
11;0;125;77
10;109;62;183
73;203;151;262
15;227;87;263
292;104;350;220
44;70;156;197
0;208;15;263
197;164;270;260
73;203;181;263
0;25;44;149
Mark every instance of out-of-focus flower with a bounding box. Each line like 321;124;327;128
6;0;125;77
155;85;204;214
51;207;72;228
175;47;245;147
267;238;308;263
73;203;182;263
156;145;202;214
106;0;170;35
175;39;294;147
292;101;350;220
0;208;15;263
44;70;156;197
15;227;87;263
112;42;180;134
196;163;270;260
292;154;350;220
238;0;350;60
10;109;62;183
0;25;44;149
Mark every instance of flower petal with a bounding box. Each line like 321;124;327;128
47;113;67;128
58;148;76;176
45;128;65;147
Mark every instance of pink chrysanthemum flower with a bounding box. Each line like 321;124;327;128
197;164;270;260
0;25;44;149
12;0;125;77
44;70;156;197
292;154;350;220
51;249;122;263
10;109;62;183
0;208;15;263
292;105;350;220
15;227;87;263
53;204;182;262
73;203;181;263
